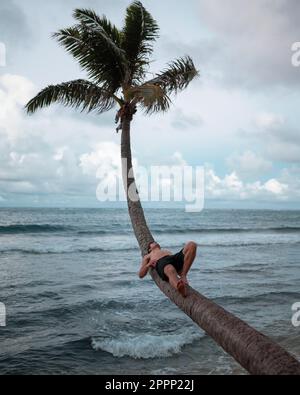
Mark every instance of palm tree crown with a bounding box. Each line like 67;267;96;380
25;1;199;118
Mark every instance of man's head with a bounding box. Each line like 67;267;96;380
148;242;161;253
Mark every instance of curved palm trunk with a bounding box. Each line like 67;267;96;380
121;118;154;254
121;119;300;376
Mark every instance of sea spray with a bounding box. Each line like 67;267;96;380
91;329;203;359
0;302;6;327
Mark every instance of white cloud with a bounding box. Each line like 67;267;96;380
227;151;272;179
0;74;119;202
264;179;287;195
196;0;300;88
172;152;188;167
171;108;203;130
278;166;300;199
0;74;35;141
205;165;290;202
250;112;300;164
255;113;285;130
80;142;121;178
0;0;32;49
265;141;300;163
0;73;299;207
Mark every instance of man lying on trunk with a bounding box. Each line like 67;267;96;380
138;241;197;297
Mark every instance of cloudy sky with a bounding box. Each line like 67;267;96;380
0;0;300;208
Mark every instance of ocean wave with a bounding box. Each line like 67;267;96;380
201;240;300;247
0;246;140;255
153;226;300;234
215;291;300;305
0;224;71;234
1;224;300;236
268;226;300;232
91;329;203;359
77;230;115;235
12;299;136;323
0;247;105;255
1;239;300;255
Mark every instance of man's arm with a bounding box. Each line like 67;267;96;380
138;254;151;279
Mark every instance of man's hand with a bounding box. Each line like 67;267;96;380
148;260;157;269
138;254;151;279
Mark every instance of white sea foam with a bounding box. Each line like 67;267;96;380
91;329;203;359
1;237;300;255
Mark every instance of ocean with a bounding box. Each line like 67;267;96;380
0;208;299;375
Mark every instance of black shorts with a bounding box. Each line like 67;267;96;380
155;250;185;281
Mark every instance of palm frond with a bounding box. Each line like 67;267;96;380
25;79;116;114
127;83;171;114
73;9;124;58
122;1;159;84
53;25;126;91
147;56;199;95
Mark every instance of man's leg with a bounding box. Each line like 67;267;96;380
164;264;187;297
180;241;197;283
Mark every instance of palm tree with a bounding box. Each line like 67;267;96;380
26;1;300;375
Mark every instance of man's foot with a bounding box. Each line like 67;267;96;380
177;279;187;297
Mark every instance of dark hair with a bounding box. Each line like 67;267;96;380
148;241;155;253
148;241;160;253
